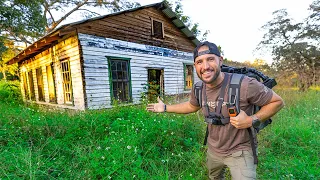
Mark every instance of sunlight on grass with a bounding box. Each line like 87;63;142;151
0;89;319;179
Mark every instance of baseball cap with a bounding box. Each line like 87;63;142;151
193;41;221;61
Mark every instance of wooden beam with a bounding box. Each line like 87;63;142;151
58;28;76;36
40;35;60;44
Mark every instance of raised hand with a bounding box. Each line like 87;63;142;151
146;97;165;113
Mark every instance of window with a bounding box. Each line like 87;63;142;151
22;72;29;99
108;57;131;102
184;64;193;90
46;64;56;103
28;70;35;101
152;19;164;39
61;59;73;104
36;68;45;101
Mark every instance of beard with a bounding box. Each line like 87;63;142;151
196;66;221;84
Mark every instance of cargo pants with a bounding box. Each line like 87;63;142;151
206;149;257;180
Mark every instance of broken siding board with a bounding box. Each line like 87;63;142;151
79;35;192;61
83;68;108;74
86;89;110;94
85;72;110;77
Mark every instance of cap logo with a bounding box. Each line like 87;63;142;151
198;49;211;56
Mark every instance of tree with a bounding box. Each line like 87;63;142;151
0;0;140;77
43;0;141;33
0;0;140;48
0;0;45;54
0;40;18;81
257;0;320;91
163;0;210;41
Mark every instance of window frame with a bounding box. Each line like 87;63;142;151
151;18;164;39
183;63;194;90
107;56;132;103
60;58;73;105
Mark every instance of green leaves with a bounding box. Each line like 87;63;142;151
258;0;320;91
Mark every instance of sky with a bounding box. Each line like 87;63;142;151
60;0;315;64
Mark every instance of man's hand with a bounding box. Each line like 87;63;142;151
146;97;165;113
230;110;252;129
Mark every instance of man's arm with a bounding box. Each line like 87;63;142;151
252;91;284;122
230;91;284;129
146;97;201;114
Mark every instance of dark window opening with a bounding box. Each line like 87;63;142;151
47;64;56;103
152;20;164;39
147;69;164;101
36;68;45;101
28;70;35;101
110;59;131;102
185;65;193;90
22;72;29;99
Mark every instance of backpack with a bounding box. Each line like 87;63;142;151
194;65;277;164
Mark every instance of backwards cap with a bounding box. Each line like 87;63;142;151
193;41;221;61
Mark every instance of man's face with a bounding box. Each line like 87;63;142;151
194;45;222;84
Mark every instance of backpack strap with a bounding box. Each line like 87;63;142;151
194;81;203;107
228;73;244;113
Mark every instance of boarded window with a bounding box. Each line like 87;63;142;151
36;68;45;101
22;72;29;99
184;64;193;90
28;70;35;101
110;59;131;102
152;19;164;39
46;64;56;103
61;59;73;104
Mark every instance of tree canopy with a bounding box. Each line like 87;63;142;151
258;0;320;91
0;0;140;79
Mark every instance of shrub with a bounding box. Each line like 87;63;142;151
0;80;22;104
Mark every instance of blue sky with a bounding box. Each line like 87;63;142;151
59;0;315;64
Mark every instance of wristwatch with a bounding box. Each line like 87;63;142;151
251;115;261;128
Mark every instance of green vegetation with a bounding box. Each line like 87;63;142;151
258;89;320;179
0;81;319;179
0;80;22;104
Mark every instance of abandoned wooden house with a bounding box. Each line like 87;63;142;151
6;2;201;110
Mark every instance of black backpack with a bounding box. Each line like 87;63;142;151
194;65;277;164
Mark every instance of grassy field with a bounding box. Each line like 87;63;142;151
0;82;319;179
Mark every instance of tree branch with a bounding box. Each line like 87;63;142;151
46;0;89;33
77;8;101;16
43;0;56;27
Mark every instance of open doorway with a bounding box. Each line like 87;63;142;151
147;69;164;101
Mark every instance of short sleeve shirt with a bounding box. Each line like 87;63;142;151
190;72;273;156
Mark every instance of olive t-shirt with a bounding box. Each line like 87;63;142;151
190;72;273;156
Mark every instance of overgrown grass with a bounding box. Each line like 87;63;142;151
257;89;320;179
0;82;319;179
0;102;206;179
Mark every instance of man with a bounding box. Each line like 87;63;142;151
146;41;284;179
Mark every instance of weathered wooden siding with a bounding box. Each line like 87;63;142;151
79;33;200;109
75;6;195;53
19;35;85;110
